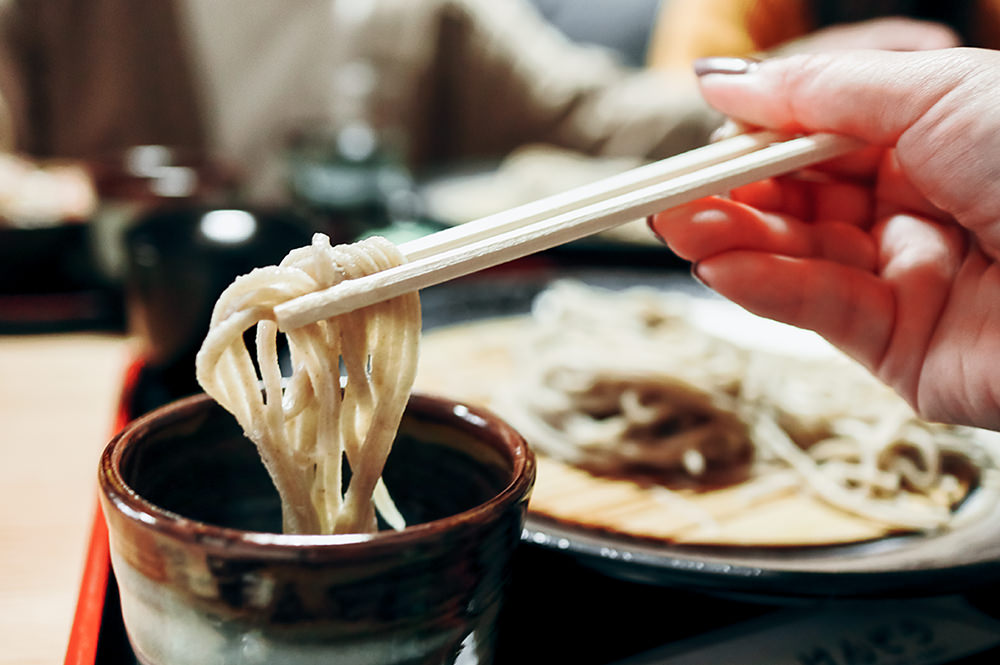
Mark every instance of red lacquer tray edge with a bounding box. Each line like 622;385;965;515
64;358;145;665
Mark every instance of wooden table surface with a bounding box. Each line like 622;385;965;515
0;333;131;665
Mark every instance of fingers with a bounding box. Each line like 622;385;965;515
652;204;968;411
729;176;873;227
692;236;956;410
694;48;1000;251
693;252;893;371
650;197;877;269
650;188;969;405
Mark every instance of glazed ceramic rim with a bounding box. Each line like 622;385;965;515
99;391;536;557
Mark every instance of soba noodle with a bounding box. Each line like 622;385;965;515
195;233;420;535
493;281;1000;532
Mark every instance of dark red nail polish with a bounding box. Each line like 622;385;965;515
693;57;760;77
691;262;710;287
646;215;666;244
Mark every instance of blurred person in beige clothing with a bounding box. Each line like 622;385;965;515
0;0;719;205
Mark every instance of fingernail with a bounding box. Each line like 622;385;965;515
691;262;710;287
646;215;666;244
693;57;760;77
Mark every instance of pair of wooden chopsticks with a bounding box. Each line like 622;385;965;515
274;131;861;330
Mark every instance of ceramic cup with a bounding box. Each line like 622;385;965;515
99;392;535;665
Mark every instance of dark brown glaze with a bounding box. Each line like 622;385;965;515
99;391;535;660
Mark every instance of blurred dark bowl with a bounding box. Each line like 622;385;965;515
0;221;98;294
123;204;316;399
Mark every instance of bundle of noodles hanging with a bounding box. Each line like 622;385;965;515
195;234;420;535
491;281;1000;533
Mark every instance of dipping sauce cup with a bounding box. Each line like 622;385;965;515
99;392;535;665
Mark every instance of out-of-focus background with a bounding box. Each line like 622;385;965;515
3;1;999;663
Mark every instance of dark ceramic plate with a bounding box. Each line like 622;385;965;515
521;511;1000;601
419;268;1000;602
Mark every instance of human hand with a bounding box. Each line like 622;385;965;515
648;48;1000;430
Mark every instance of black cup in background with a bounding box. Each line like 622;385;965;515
123;205;316;412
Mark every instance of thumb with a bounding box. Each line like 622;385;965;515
694;48;989;145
